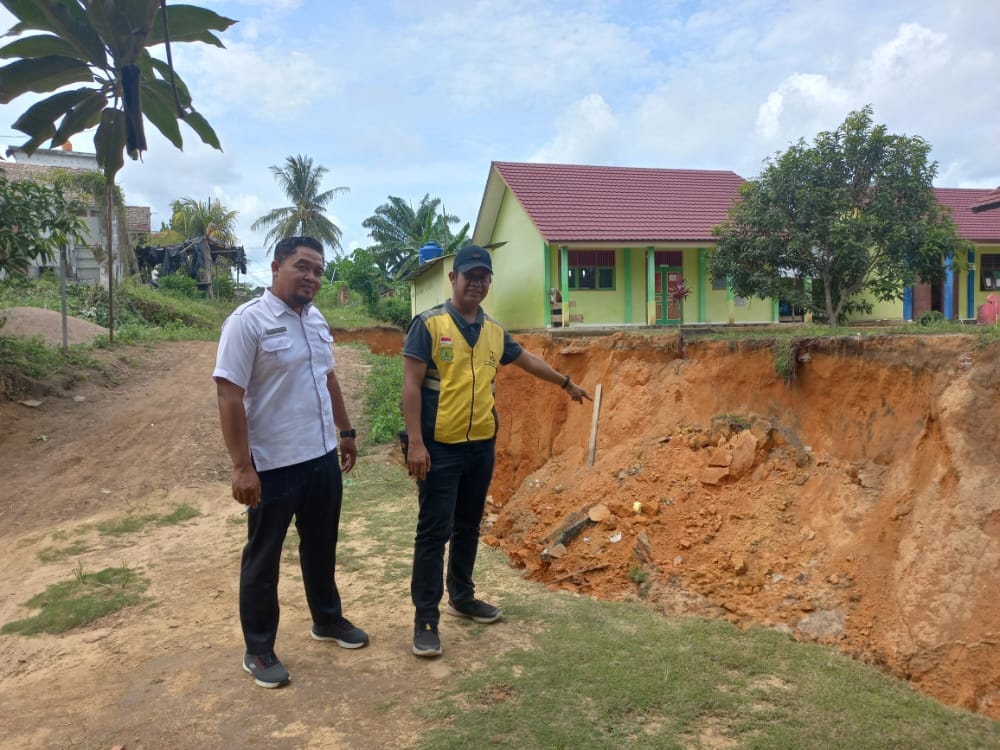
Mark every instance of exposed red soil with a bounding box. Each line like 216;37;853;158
488;332;1000;719
331;326;403;355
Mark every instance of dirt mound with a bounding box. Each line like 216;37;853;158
488;332;1000;719
1;305;107;345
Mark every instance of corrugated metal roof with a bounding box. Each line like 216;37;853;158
492;161;745;243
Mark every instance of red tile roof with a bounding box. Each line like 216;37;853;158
126;205;151;234
934;188;1000;242
970;187;1000;214
492;161;745;243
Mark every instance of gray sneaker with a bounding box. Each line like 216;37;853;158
446;598;502;624
242;652;289;688
311;618;369;649
412;622;442;657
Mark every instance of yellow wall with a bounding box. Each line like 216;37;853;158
411;260;450;316
488;190;546;329
967;245;1000;318
847;297;902;322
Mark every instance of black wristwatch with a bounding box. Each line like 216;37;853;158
340;429;357;439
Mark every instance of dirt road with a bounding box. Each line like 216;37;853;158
0;340;508;750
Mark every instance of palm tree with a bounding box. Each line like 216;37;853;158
251;155;348;254
0;0;234;340
362;194;469;282
170;197;239;244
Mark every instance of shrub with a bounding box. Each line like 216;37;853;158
157;271;199;299
372;294;411;329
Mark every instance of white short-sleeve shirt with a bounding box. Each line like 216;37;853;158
213;289;338;471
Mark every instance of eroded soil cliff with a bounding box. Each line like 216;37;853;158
489;332;1000;718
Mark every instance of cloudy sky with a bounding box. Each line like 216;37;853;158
1;0;998;286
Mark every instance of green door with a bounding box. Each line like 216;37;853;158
655;267;683;324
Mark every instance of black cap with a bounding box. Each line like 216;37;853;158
453;244;493;274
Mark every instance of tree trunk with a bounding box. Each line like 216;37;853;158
200;236;215;299
106;179;115;343
59;244;68;353
824;276;837;327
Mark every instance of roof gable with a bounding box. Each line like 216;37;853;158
971;187;1000;214
485;161;746;244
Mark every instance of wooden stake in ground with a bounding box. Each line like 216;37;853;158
588;383;603;466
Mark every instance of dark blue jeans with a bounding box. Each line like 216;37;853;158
411;438;495;626
240;450;343;655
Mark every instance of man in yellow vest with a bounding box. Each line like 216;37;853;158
402;244;591;657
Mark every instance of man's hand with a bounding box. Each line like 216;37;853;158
340;436;357;473
565;381;592;404
406;440;431;481
232;464;261;508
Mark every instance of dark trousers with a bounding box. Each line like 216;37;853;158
240;450;343;655
411;438;495;626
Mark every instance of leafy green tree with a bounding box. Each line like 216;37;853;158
0;174;86;276
710;106;970;327
329;248;379;308
169;197;239;244
251;154;348;254
0;0;235;339
362;194;469;282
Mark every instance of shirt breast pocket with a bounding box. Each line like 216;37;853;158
313;329;334;370
260;335;293;366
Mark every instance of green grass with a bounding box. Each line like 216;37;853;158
417;591;999;749
362;352;404;444
313;283;380;329
1;564;149;635
37;538;92;562
0;334;115;382
96;504;200;537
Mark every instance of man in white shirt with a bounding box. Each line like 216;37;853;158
214;235;367;689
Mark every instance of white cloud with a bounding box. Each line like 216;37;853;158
864;22;949;85
530;94;619;164
171;41;334;119
755;73;852;140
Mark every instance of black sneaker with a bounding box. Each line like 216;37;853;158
242;652;290;688
412;622;442;657
311;618;369;649
446;598;502;624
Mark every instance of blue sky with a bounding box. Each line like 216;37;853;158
1;0;998;287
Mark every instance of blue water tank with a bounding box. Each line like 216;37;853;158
418;242;443;264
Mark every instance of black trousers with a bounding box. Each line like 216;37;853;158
411;438;495;626
240;449;344;655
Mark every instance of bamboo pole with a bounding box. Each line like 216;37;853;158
587;383;603;466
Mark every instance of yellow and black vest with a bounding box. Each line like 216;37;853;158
420;308;504;444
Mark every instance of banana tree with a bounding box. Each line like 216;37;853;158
0;0;235;340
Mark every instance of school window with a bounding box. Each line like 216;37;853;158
711;274;728;290
981;254;1000;291
568;250;615;290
